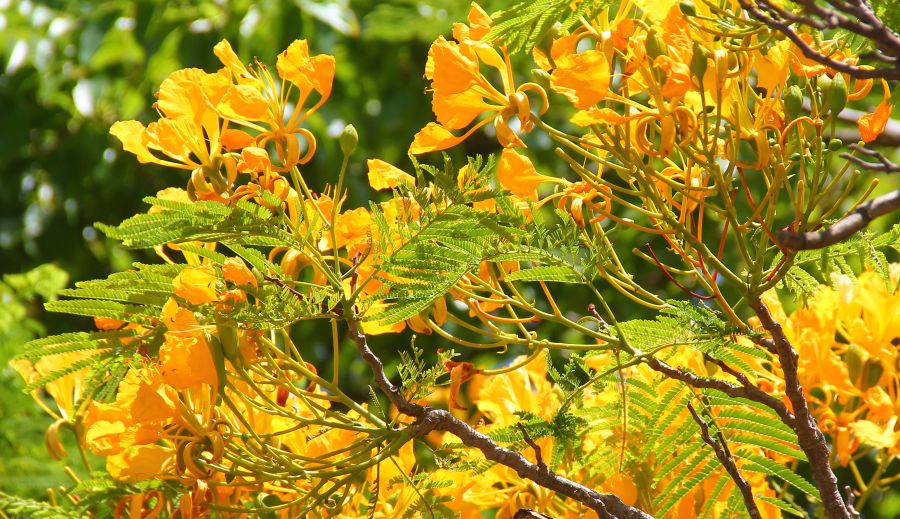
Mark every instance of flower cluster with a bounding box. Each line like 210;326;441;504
10;0;899;517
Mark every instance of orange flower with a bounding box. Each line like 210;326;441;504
173;266;219;305
497;148;555;200
222;257;257;287
858;81;893;143
550;49;611;109
410;4;548;154
367;159;415;190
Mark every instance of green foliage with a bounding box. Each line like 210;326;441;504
97;196;293;249
0;491;83;518
488;0;612;54
397;341;455;401
777;222;900;300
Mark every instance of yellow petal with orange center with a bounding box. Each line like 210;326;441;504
570;107;629;127
433;89;494;129
160;335;218;390
850;418;898;450
155;68;208;121
859;99;892;143
110;120;158;164
425;36;480;93
220;128;255;151
214;39;252;82
410;122;469;154
367;159;415;190
237;146;272;173
222;257;257;287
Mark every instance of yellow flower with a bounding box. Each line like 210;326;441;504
366;159;415;190
411;4;548;154
173;265;219;305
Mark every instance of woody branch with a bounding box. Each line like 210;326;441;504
344;308;654;519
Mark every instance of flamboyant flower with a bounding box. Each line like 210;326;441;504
410;4;548;154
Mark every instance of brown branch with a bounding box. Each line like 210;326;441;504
738;0;900;80
841;144;900;173
517;422;549;474
645;357;795;425
687;402;762;519
749;298;852;519
345;314;653;519
775;189;900;250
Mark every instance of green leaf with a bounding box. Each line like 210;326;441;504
738;453;819;498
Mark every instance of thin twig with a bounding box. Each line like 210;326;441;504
517;422;549;474
775;189;900;250
845;486;861;519
687;402;762;519
841;145;900;174
738;0;900;80
645;358;794;425
345;313;651;519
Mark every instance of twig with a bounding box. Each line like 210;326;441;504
775;189;900;250
687;402;762;519
645;358;794;425
345;313;652;519
841;145;900;173
750;298;852;519
738;0;900;80
845;486;861;519
517;422;549;474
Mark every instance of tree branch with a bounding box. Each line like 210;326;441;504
345;314;654;519
687;402;762;519
749;298;852;519
775;189;900;250
738;0;900;80
645;357;794;425
841;144;900;173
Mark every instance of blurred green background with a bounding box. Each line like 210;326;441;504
0;0;898;515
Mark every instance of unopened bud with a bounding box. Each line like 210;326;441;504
531;68;551;85
828;73;848;115
679;1;697;16
783;85;803;121
646;30;667;60
339;124;358;156
818;75;833;113
690;42;709;80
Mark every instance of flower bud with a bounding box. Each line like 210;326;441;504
679;1;697;16
339;124;358;156
828;73;848;115
646;30;667;60
783;85;803;121
818;75;833;113
531;68;552;86
690;42;709;81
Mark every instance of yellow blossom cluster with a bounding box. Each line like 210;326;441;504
10;0;899;517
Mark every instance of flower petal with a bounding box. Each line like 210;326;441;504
550;50;610;109
277;39;335;101
367;159;415;190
